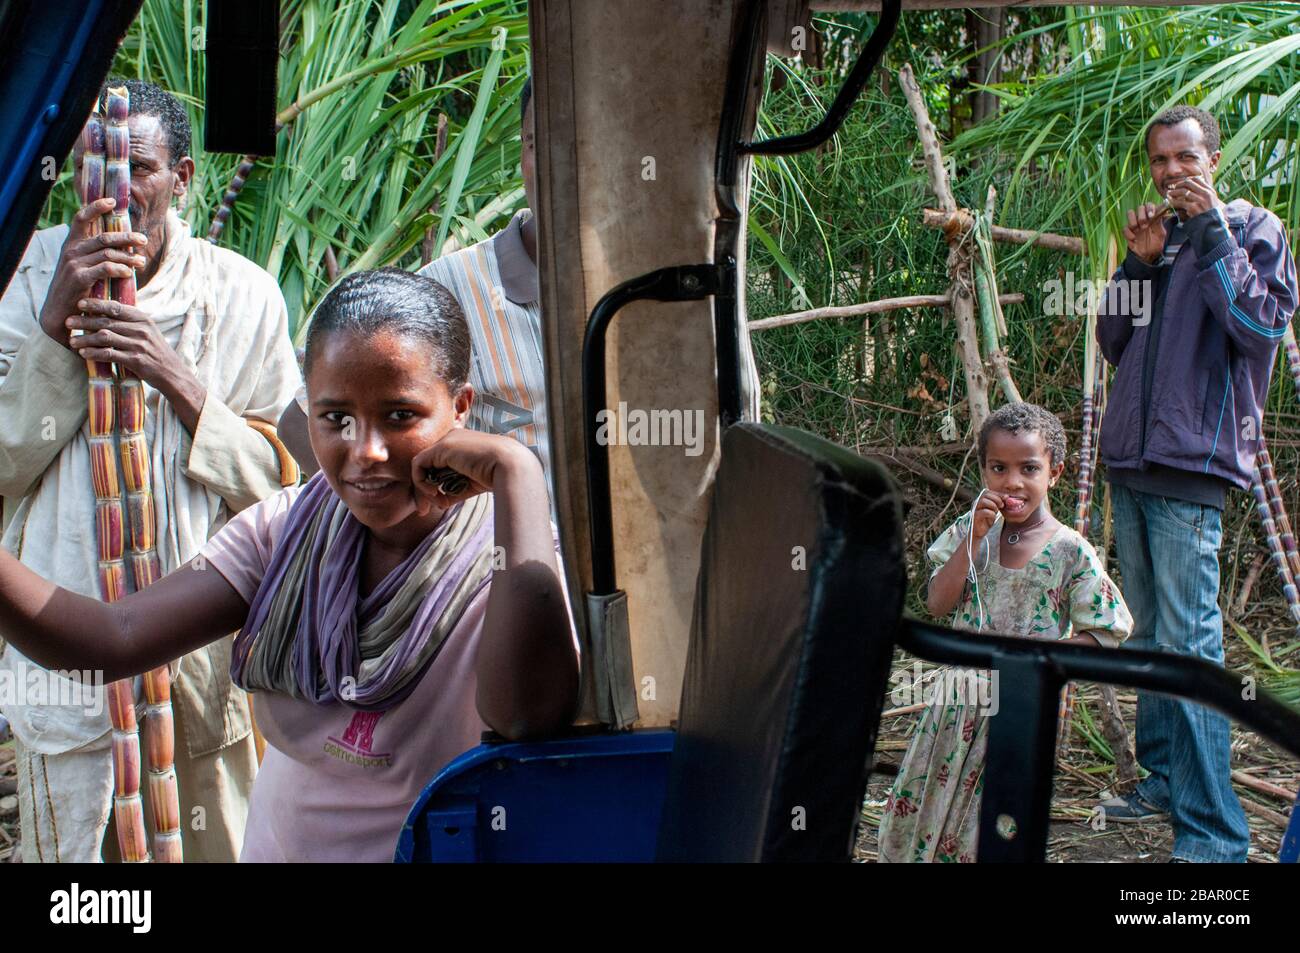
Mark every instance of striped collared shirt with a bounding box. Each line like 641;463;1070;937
418;210;551;490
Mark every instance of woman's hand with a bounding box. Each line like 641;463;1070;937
409;428;541;515
419;431;579;741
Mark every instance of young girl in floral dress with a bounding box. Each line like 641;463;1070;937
878;402;1133;863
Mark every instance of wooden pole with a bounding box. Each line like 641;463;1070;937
922;208;1086;256
900;63;990;434
748;292;1024;332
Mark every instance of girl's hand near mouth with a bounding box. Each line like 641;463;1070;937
971;489;1004;540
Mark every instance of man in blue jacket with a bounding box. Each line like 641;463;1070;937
1095;105;1297;862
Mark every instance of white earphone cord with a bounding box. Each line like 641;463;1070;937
966;488;993;630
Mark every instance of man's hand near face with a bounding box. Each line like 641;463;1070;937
1123;202;1167;265
1166;173;1224;221
37;198;147;347
64;297;207;433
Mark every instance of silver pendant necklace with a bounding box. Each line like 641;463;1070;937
1005;514;1047;546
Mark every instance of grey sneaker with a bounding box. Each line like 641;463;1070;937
1096;792;1168;823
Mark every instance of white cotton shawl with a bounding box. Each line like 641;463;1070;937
0;209;300;753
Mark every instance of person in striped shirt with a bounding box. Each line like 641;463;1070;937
415;78;548;488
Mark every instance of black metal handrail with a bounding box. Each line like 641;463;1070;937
583;264;728;596
739;0;902;156
900;616;1300;861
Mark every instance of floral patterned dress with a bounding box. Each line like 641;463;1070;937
877;512;1133;863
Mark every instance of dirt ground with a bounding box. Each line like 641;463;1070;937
0;736;15;862
2;637;1292;864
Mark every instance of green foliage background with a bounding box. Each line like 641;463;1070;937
747;4;1300;698
41;0;531;339
37;1;1300;692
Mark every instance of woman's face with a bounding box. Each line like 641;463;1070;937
306;327;471;539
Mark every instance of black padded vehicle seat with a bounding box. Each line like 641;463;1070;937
656;423;907;862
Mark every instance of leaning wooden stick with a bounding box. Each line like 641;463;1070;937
747;292;1025;332
102;87;183;862
900;63;990;432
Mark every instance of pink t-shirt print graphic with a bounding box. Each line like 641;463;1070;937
325;710;393;769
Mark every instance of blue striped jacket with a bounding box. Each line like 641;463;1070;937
1097;198;1298;491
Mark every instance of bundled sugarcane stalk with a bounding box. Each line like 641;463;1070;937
1283;324;1300;408
1058;279;1104;757
80;88;183;863
1257;441;1300;581
78;103;145;862
1249;460;1300;631
1057;349;1110;759
1246;325;1300;634
1251;437;1300;632
1073;349;1104;536
1058;238;1136;785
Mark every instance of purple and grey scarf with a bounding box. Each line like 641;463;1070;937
230;472;494;710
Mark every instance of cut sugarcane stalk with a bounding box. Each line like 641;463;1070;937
78;102;150;861
1257;441;1300;581
1282;325;1300;408
1060;237;1133;778
1249;463;1300;630
98;86;182;862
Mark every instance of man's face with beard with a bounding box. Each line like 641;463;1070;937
72;113;192;283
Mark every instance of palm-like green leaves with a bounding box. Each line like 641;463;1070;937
954;2;1300;272
40;0;530;337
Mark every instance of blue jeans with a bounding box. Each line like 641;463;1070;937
1109;483;1249;862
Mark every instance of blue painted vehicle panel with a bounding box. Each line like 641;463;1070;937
1282;793;1299;863
396;729;674;863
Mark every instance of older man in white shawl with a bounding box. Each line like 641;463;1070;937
0;80;301;862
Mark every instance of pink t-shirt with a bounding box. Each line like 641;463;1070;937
202;485;502;862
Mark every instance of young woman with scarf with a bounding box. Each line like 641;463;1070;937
0;268;580;861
